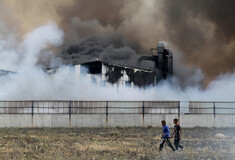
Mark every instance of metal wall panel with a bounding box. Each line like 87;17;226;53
215;102;235;114
189;102;214;114
0;101;234;115
144;101;178;114
108;101;142;114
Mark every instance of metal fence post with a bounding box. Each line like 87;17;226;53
213;102;216;118
69;101;72;127
178;101;180;122
32;101;34;116
69;101;72;115
142;101;145;125
106;101;108;124
142;101;145;115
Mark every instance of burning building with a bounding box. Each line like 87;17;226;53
47;43;173;87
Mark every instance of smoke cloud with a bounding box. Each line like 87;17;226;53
161;0;235;82
2;0;235;82
0;23;234;101
0;0;234;100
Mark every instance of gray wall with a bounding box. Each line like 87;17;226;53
0;114;235;128
0;101;234;128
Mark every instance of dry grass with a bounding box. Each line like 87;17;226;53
0;127;234;159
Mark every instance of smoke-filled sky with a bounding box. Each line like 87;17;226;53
0;0;235;100
1;0;235;81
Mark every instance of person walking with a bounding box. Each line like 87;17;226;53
171;118;184;150
159;120;175;152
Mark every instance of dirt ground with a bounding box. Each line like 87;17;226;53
0;127;234;160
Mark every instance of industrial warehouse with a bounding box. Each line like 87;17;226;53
0;43;173;88
47;43;173;87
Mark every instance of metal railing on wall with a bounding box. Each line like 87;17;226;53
188;101;235;117
0;101;234;116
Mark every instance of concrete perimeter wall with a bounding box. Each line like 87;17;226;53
0;114;235;128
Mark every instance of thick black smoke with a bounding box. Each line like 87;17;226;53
61;33;142;67
57;0;235;83
1;0;235;100
1;0;235;85
162;0;235;82
57;0;124;28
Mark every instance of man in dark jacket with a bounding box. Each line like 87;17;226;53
159;120;175;151
171;118;184;150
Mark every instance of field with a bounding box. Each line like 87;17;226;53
0;127;234;160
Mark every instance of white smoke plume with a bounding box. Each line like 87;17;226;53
0;22;235;101
20;22;64;68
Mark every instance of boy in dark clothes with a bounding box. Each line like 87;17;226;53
159;120;175;151
171;118;184;150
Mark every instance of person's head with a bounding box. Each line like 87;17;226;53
161;120;166;126
173;118;178;125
